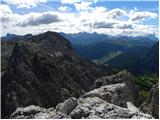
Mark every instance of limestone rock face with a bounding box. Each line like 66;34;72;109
70;97;153;119
10;105;43;119
83;83;129;107
10;105;70;119
55;97;78;115
140;83;159;118
92;70;140;106
10;97;153;119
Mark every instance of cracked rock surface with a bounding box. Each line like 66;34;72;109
11;96;154;119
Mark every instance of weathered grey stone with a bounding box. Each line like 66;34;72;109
10;105;70;119
33;110;71;119
127;102;139;112
70;97;153;119
93;70;140;106
83;83;133;107
10;97;154;119
140;83;159;118
55;97;78;114
10;105;44;119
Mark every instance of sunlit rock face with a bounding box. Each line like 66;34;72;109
10;97;153;119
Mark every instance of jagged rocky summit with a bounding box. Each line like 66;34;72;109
10;71;157;119
10;97;153;119
1;31;158;119
1;31;110;118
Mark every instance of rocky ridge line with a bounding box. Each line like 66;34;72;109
1;31;110;118
10;71;156;119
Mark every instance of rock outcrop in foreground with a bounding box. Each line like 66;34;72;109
11;97;153;119
140;83;159;118
92;70;140;107
10;71;155;119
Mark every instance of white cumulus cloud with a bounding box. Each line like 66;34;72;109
0;4;12;14
16;12;62;27
74;1;92;11
129;11;158;21
106;8;127;19
61;0;80;4
2;0;47;8
1;1;158;37
58;6;68;11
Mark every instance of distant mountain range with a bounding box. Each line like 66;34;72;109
1;31;159;119
60;32;158;75
107;42;159;75
2;32;159;75
2;32;158;44
60;32;158;45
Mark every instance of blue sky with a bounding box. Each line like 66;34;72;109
0;0;159;37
